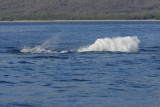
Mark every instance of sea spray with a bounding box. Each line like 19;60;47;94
41;34;59;49
20;46;52;53
20;34;60;53
77;36;140;52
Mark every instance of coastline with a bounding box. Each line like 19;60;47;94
1;20;160;22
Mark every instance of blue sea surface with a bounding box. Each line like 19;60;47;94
0;22;160;107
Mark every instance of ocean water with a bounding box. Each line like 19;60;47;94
0;22;160;107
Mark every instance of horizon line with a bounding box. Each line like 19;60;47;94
1;19;160;22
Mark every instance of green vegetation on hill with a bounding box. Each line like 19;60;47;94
0;0;160;20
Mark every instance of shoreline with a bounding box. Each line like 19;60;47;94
1;20;160;22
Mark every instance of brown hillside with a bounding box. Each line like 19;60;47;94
0;0;160;20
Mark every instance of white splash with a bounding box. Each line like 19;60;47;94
20;35;62;54
20;46;53;53
77;36;140;52
20;46;69;54
20;36;140;54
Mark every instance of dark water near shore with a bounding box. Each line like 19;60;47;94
0;22;160;107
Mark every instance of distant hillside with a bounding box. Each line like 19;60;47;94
0;0;160;20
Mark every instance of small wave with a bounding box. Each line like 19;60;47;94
0;80;16;85
77;36;140;52
30;55;68;59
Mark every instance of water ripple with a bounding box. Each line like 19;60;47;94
0;80;16;85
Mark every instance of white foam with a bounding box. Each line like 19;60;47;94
77;36;140;52
20;46;53;53
20;46;69;54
